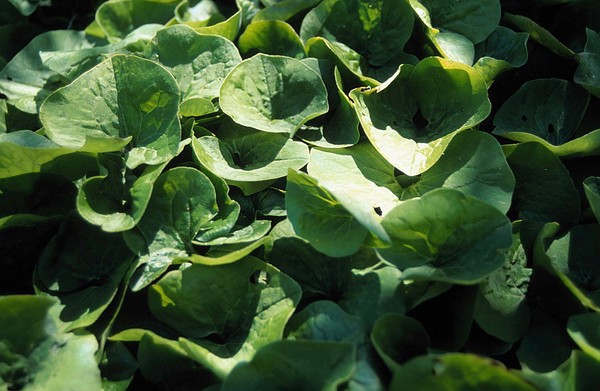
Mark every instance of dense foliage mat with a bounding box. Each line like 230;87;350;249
2;0;600;389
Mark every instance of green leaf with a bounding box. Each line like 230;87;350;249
253;0;320;22
286;300;367;344
100;341;138;391
371;314;430;372
516;308;575;372
575;28;600;98
95;0;179;41
158;257;301;378
0;131;97;180
193;219;271;246
34;214;135;331
286;170;390;257
284;300;385;391
305;37;379;88
174;0;225;28
267;220;405;323
568;313;600;362
220;53;329;136
123;167;218;288
192;123;308;194
40;24;164;83
520;350;600;390
7;0;42;16
502;129;600;159
307;142;401;216
195;10;242;42
505;142;580;226
309;0;415;67
503;12;578;60
402;130;515;214
190;162;241;243
474;231;531;343
0;30;93;113
222;340;356;391
410;0;501;64
40;54;181;169
493;79;590;146
184;235;272;265
377;188;513;284
474;26;529;85
584;176;600;222
0;101;6;134
136;332;218;390
412;0;500;44
350;57;490;176
77;155;167;232
535;223;600;312
296;66;360;148
145;24;242;101
0;296;102;390
390;353;537;390
338;265;407;327
238;20;305;58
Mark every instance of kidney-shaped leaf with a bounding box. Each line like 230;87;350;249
95;0;178;41
314;0;415;67
222;340;356;391
377;188;512;284
410;0;501;64
351;57;490;175
145;24;242;101
402;130;515;214
153;256;301;378
506;142;580;226
286;170;390;258
220;53;329;136
192;122;309;190
493;79;590;146
40;54;181;169
413;0;501;44
307;142;401;216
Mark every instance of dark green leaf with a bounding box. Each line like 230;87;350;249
378;189;513;284
222;340;356;391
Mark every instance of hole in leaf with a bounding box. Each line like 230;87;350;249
412;108;428;130
6;76;12;81
250;270;270;286
521;115;527;121
547;123;555;134
373;206;382;216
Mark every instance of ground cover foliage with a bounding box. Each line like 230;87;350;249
1;0;600;389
